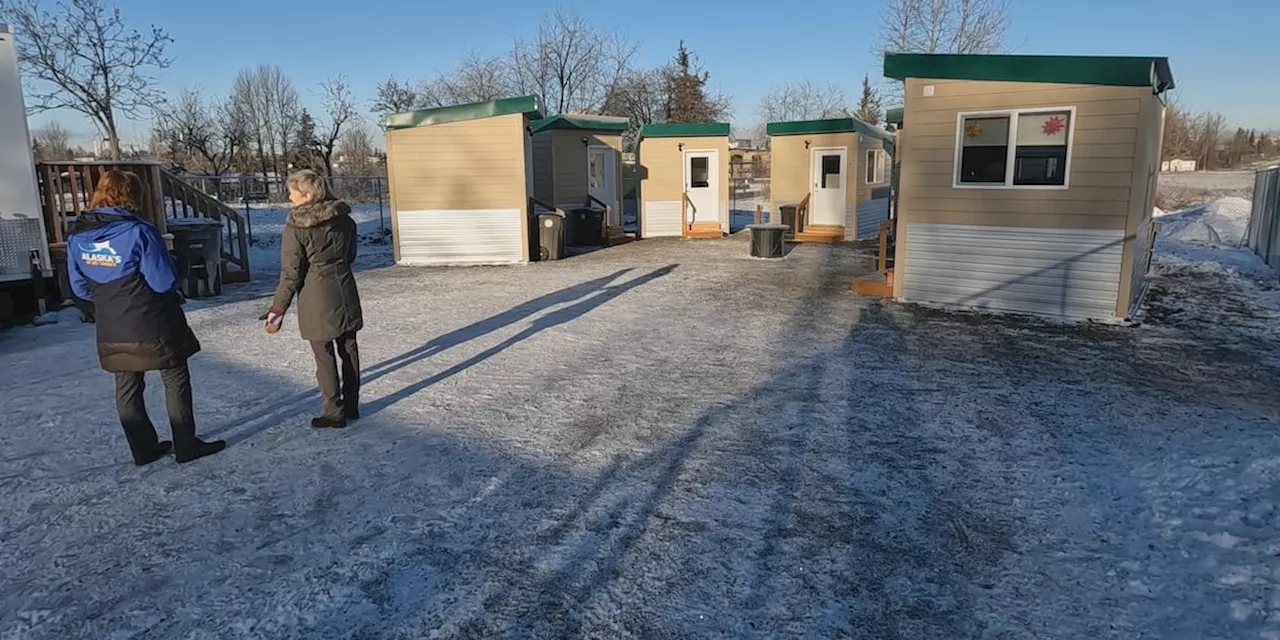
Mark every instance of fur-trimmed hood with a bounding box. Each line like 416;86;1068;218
287;199;351;228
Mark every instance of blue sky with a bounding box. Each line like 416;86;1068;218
23;0;1279;145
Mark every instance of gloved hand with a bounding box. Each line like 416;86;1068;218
264;306;286;334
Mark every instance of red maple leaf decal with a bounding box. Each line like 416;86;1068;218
1042;116;1066;136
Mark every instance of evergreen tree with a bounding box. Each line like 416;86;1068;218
854;75;883;125
663;41;720;123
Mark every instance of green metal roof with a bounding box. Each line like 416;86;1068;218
885;107;903;126
384;95;543;130
765;117;895;145
531;114;630;134
639;122;731;139
883;53;1175;92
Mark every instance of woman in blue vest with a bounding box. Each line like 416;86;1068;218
67;170;226;465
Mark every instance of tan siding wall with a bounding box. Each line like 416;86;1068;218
387;114;529;211
1116;92;1167;316
769;135;808;213
386;113;530;262
551;131;586;205
535;131;625;209
769;132;860;218
639;136;730;231
893;78;1149;300
532;133;555;202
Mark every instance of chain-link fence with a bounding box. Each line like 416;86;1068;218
180;174;390;245
730;156;770;232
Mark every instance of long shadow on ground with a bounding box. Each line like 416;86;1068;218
207;268;656;444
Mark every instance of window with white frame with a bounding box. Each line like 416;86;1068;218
956;108;1074;188
865;149;887;184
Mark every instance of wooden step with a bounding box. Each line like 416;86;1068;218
684;222;725;239
851;268;894;298
793;224;845;244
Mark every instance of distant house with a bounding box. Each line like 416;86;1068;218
1161;159;1197;172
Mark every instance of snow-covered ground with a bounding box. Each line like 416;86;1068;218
1160;170;1257;192
2;199;1280;639
1148;196;1280;338
241;203;392;274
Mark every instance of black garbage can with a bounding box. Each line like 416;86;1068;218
567;207;606;246
748;224;788;259
167;218;223;298
533;212;566;261
778;204;801;238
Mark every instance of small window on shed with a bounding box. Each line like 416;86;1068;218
958;115;1010;184
820;154;842;188
955;107;1075;188
865;149;887;184
1012;110;1071;186
690;156;710;188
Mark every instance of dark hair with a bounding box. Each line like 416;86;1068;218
89;170;145;211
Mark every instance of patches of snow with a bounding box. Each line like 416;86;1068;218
1156;197;1252;247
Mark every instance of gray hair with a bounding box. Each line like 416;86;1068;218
286;170;331;204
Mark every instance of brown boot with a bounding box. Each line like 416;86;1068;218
311;416;346;429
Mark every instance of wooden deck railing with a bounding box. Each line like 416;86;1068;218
37;162;169;242
158;170;250;283
529;197;566;218
795;193;811;235
37;161;251;283
681;192;696;236
876;219;894;274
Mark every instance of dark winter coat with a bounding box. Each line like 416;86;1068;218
271;199;364;342
67;207;201;372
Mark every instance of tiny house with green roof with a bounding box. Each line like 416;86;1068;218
383;95;543;266
637;123;731;239
766;117;895;243
866;53;1173;323
530;114;630;240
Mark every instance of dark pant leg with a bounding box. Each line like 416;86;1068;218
158;364;198;453
114;371;161;459
310;339;343;419
335;332;360;413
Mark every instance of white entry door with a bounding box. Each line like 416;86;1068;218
810;148;847;226
588;146;619;225
683;150;719;224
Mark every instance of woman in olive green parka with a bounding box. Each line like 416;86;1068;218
266;170;364;428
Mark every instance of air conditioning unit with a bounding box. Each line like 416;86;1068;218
0;24;53;317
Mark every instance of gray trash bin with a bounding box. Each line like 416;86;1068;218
534;212;565;261
167;218;223;298
778;204;800;238
748;224;788;259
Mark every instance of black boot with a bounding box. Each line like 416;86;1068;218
344;406;360;421
133;441;173;466
176;438;226;464
311;416;346;429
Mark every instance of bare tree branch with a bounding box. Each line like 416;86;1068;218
32;121;72;161
154;89;246;175
371;77;422;126
230;64;298;185
875;0;1010;103
758;80;849;123
1;0;173;159
313;75;361;178
508;10;637;115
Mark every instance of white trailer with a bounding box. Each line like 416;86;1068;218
0;24;50;286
